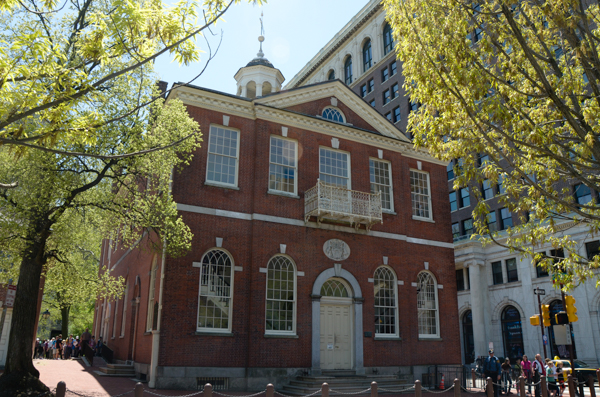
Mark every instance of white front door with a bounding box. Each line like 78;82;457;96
320;303;352;370
0;308;13;366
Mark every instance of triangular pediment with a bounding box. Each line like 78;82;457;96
254;80;411;143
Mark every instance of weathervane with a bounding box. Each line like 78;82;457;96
257;11;265;58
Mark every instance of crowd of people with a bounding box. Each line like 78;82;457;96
33;328;104;359
483;350;569;397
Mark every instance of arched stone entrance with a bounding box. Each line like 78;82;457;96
311;267;364;375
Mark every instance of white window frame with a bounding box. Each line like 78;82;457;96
120;283;128;337
319;147;352;189
146;256;158;332
369;158;394;213
205;124;241;188
373;266;399;338
417;271;440;338
268;136;298;196
321;106;346;123
196;248;235;333
264;255;297;336
410;169;433;221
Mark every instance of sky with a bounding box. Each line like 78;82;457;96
154;0;368;95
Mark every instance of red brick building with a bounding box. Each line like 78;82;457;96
93;51;460;390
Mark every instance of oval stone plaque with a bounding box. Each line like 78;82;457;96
323;239;350;261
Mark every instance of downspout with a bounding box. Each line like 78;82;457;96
149;168;172;388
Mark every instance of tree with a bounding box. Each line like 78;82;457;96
0;88;200;395
41;212;124;339
383;0;600;288
0;0;262;158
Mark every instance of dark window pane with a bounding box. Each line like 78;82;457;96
500;208;513;230
363;40;372;71
370;99;376;107
383;90;391;104
452;222;460;239
574;183;592;205
482;179;494;200
463;218;473;236
447;161;454;180
449;191;457;212
344;57;353;85
506;258;518;283
385;112;392;121
393;107;401;123
586;241;600;260
487;211;497;232
368;79;374;92
492;261;503;285
460;188;470;208
360;85;367;97
391;83;399;99
328;70;335;80
390;61;397;76
383;23;393;55
456;269;465;291
382;67;389;82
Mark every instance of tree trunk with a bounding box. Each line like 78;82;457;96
0;233;51;395
61;305;70;338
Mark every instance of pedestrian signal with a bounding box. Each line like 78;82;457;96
529;315;540;326
565;295;578;323
555;311;568;325
541;304;551;327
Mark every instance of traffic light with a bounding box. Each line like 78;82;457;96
530;315;540;326
565;295;578;323
555;311;568;325
541;304;551;327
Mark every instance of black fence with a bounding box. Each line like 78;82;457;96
423;365;484;390
82;341;94;365
102;343;114;364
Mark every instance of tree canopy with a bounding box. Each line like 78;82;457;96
0;0;262;159
383;0;600;288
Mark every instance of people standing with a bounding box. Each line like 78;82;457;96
502;358;513;394
514;358;524;396
522;355;532;396
545;359;557;397
81;328;92;352
555;361;565;397
532;354;546;397
484;349;502;397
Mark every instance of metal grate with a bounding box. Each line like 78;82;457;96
198;377;229;391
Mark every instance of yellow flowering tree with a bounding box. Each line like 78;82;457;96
383;0;600;288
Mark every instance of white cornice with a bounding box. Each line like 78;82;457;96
171;84;446;166
254;105;445;165
256;80;410;142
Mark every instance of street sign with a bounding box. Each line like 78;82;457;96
543;335;548;345
534;287;546;295
489;342;494;350
5;285;16;307
565;325;572;345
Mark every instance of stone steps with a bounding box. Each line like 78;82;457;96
281;374;410;395
97;363;136;377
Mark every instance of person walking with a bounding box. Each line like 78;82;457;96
545;359;557;397
532;354;546;397
502;358;513;394
555;361;566;397
484;349;502;397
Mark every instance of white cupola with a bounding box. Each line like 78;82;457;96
234;24;284;99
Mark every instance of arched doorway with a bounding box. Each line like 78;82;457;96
311;267;364;375
462;310;475;364
549;300;577;359
320;278;353;370
501;306;525;360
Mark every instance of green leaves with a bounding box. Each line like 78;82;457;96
383;0;600;288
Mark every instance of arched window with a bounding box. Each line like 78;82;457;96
321;279;349;297
374;266;398;337
265;255;296;334
197;249;234;332
417;271;439;338
501;306;524;360
383;23;393;55
548;300;577;359
462;310;475;364
363;39;372;72
344;56;353;85
328;70;336;80
322;107;345;123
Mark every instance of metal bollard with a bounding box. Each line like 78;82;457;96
487;377;493;397
135;382;144;397
205;383;213;397
371;381;378;397
472;369;477;390
322;382;329;397
568;375;576;397
55;381;66;397
415;379;422;397
267;384;274;397
454;379;460;397
588;375;596;397
519;376;525;397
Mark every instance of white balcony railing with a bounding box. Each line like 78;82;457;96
304;179;383;231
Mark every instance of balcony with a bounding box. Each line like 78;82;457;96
304;180;383;231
